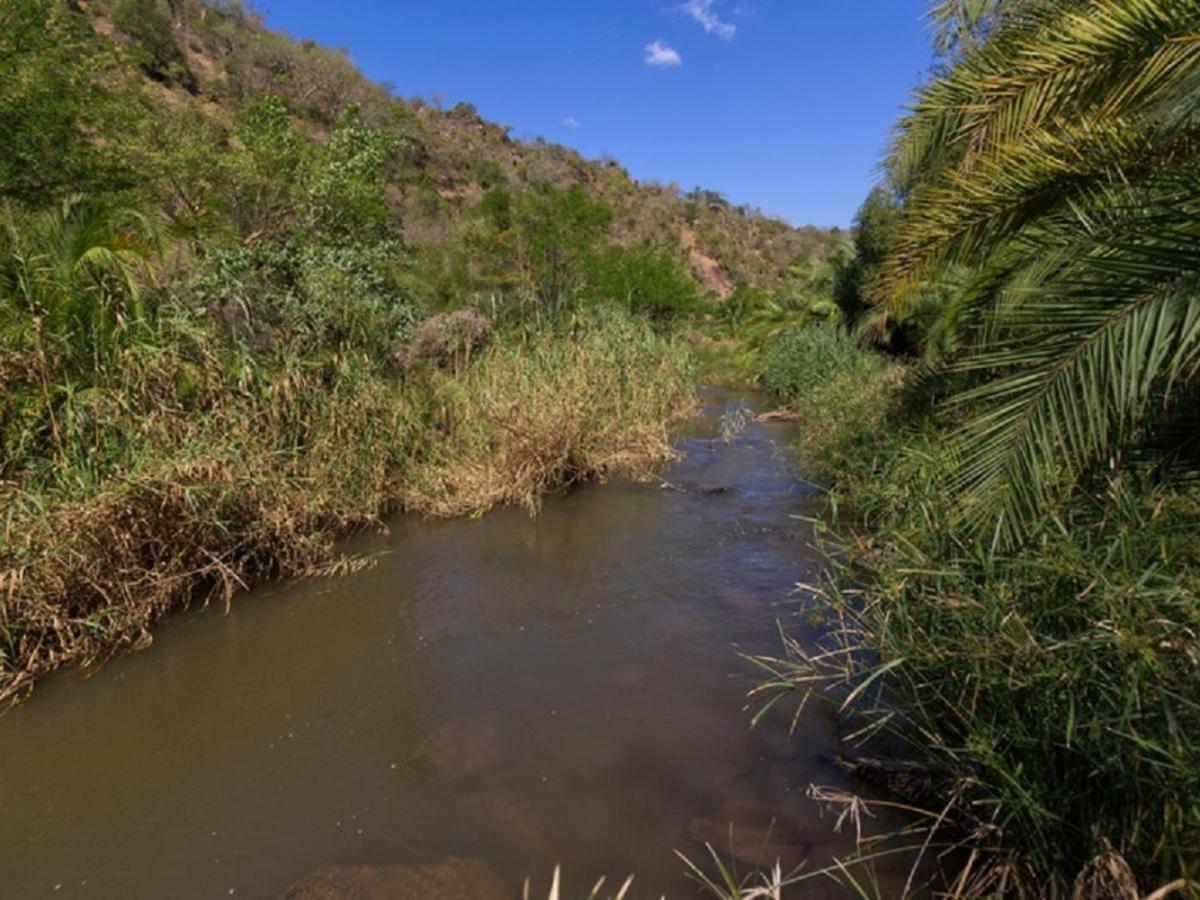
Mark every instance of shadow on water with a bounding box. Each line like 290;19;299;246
0;389;914;898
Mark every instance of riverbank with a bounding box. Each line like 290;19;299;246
752;324;1199;896
0;313;695;705
0;388;899;899
3;0;823;712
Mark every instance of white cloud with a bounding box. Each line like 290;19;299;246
680;0;736;40
644;40;682;68
561;117;581;130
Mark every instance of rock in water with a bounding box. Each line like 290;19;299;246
459;790;551;858
282;858;512;899
688;798;829;870
414;711;506;779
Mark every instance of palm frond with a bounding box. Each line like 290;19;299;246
881;0;1200;303
891;1;1200;192
942;174;1200;540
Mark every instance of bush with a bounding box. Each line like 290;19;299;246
112;0;195;89
759;324;884;404
757;328;1200;892
0;0;131;204
772;423;1200;893
581;244;700;322
190;241;413;358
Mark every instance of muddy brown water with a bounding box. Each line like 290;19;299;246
0;389;915;898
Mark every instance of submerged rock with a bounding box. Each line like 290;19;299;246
659;481;733;496
610;661;649;689
282;857;511;899
688;797;832;870
414;711;506;779
459;789;551;857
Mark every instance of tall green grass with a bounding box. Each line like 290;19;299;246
753;326;1200;896
757;325;903;480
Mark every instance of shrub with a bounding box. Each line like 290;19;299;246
190;241;413;358
581;244;700;322
112;0;195;89
514;183;613;306
0;0;131;204
768;422;1200;893
759;324;883;404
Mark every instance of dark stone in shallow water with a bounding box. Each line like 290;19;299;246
688;798;834;870
663;482;732;495
414;710;506;779
282;857;512;899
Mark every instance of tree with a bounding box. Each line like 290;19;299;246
0;0;130;205
514;184;612;307
833;186;900;331
873;0;1200;541
582;245;700;322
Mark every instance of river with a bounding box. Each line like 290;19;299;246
0;389;912;898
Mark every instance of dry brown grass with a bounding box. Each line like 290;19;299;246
1;369;417;704
0;316;694;705
403;315;696;517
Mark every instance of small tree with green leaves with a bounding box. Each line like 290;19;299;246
514;184;612;308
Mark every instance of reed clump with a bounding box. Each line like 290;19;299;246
750;327;1200;895
404;313;696;517
0;310;694;705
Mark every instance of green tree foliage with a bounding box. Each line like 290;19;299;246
514;184;613;306
477;186;513;232
833;186;899;331
218;97;399;244
305;104;398;241
112;0;195;89
870;0;1200;542
0;0;130;205
581;245;699;322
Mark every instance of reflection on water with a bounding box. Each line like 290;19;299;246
0;390;909;898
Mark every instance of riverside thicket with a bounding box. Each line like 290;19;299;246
740;1;1200;894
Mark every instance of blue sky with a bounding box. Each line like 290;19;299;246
257;1;935;228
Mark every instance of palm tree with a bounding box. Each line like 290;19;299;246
873;0;1200;541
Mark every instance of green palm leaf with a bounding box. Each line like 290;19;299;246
942;172;1200;540
881;0;1200;303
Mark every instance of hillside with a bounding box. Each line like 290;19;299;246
80;0;832;301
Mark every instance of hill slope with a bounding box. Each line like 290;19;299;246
82;0;832;301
